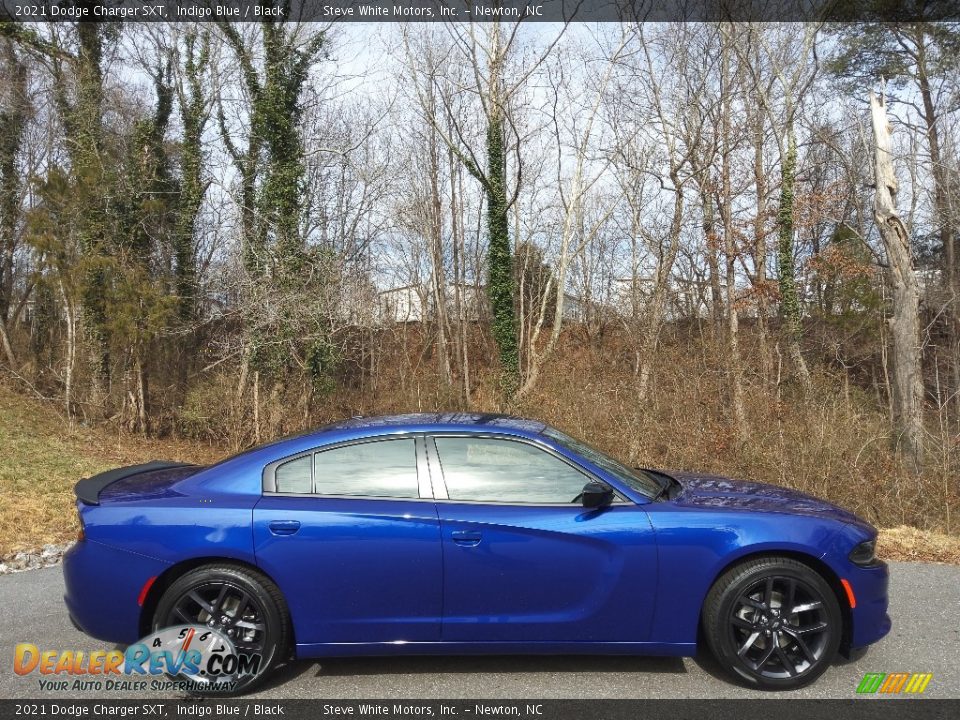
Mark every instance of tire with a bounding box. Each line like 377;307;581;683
152;564;290;696
702;556;842;689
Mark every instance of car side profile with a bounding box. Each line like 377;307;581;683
63;413;890;693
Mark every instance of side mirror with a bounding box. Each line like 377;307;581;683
581;481;614;509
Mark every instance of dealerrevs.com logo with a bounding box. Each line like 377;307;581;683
856;673;934;695
14;625;261;693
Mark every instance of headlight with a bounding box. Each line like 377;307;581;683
849;539;878;566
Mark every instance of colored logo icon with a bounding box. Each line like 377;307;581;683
856;673;933;694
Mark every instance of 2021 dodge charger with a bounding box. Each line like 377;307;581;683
64;413;890;693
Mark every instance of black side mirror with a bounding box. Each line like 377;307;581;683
581;481;614;509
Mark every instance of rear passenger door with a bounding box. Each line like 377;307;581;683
253;435;442;647
429;434;658;644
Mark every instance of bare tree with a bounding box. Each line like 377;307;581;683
718;24;749;440
870;83;925;471
608;24;706;403
513;28;627;400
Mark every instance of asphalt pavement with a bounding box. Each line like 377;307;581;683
0;562;956;699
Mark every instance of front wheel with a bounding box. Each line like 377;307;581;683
702;557;842;689
152;564;290;695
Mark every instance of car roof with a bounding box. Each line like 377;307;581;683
223;413;549;469
325;412;547;434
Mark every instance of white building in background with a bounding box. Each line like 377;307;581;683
609;276;724;321
377;284;425;323
375;283;604;325
376;283;486;324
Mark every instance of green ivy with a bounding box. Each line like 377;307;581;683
485;115;519;394
305;337;339;395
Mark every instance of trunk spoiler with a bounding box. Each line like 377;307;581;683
74;461;194;505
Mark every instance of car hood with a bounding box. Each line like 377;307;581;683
667;470;873;530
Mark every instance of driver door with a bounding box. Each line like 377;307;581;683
428;434;658;644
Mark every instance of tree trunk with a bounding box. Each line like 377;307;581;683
59;278;75;422
73;24;111;397
720;31;748;441
174;29;208;328
636;170;685;403
135;356;149;434
449;150;471;406
0;40;28;329
752;105;772;383
915;47;959;424
870;86;925;472
0;315;15;369
253;370;261;445
701;185;724;334
776;126;813;394
484;24;519;397
427;87;451;388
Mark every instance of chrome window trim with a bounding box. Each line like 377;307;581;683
263;491;436;503
424;434;448;500
414;435;434;499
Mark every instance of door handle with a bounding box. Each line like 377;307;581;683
451;530;482;547
268;520;301;536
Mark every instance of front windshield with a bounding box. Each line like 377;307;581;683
542;428;662;499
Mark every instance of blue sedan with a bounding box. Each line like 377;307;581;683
63;413;890;693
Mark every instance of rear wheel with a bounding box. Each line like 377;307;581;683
702;557;841;689
153;564;289;695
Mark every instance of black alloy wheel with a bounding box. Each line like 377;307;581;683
703;557;842;689
168;580;267;653
153;564;290;695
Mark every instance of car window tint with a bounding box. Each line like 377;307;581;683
275;455;312;494
314;438;419;499
434;437;587;503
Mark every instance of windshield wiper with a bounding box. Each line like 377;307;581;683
636;467;674;502
631;465;673;502
653;477;670;501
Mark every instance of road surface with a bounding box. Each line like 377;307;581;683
0;562;956;699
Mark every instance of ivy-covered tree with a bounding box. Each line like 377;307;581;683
4;15;118;401
0;38;28;369
218;19;329;440
110;63;179;432
402;21;525;397
173;29;211;327
776;125;813;393
483;93;520;395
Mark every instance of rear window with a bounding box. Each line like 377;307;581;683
314;439;419;498
268;438;420;499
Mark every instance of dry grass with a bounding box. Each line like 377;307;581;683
517;331;959;538
2;323;959;566
877;526;960;564
0;382;224;557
